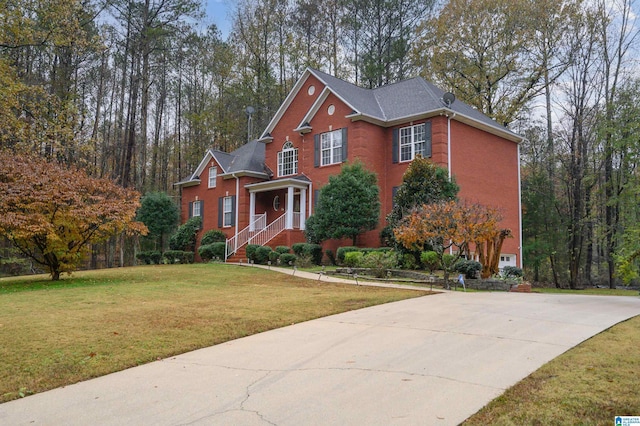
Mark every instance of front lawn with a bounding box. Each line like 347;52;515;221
0;263;429;403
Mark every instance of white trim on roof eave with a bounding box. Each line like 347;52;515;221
260;70;313;139
174;179;201;188
193;149;230;179
245;177;311;192
350;109;523;143
220;170;269;180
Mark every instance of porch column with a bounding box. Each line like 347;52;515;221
299;187;306;230
286;186;294;229
249;192;256;231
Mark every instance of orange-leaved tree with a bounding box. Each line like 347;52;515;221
0;152;148;280
394;200;501;282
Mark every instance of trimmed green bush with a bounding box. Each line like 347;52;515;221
268;250;280;263
201;229;226;246
303;243;323;265
454;259;482;279
401;253;418;270
344;251;364;267
198;242;227;262
336;246;360;264
163;250;194;264
136;251;151;265
362;251;398;278
292;243;306;256
150;251;162;264
420;251;440;273
137;251;162;264
245;244;260;262
275;246;291;254
254;246;273;264
279;253;297;266
503;266;523;278
325;249;336;265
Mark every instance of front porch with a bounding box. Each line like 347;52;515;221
226;176;312;260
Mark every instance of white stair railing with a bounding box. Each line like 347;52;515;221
247;214;287;247
225;213;267;259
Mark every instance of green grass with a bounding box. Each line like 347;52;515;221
0;264;429;403
464;315;640;425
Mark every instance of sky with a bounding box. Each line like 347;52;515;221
204;0;233;38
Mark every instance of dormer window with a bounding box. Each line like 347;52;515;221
277;141;298;177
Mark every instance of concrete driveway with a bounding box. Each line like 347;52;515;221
1;290;639;425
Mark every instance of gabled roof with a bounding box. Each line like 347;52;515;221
174;140;269;187
260;68;522;143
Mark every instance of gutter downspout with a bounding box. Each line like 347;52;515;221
447;110;456;255
232;173;239;237
517;144;524;268
447;110;456;180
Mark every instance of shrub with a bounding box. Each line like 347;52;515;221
454;259;482;279
401;253;418;270
503;266;523;278
294;254;314;268
169;216;201;251
150;251;162;264
442;254;457;269
336;246;360;264
164;250;191;264
325;249;336;265
420;251;440;273
268;250;280;263
303;243;323;265
344;251;364;267
201;229;226;246
275;246;291;254
279;253;297;266
254;246;273;264
292;243;306;256
245;244;260;262
198;242;226;261
136;251;151;265
362;251;398;278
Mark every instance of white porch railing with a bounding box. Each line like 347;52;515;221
225;213;267;258
247;213;287;247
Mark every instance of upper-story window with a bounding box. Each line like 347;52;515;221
208;166;217;188
393;122;431;164
321;129;342;166
400;123;426;162
277;141;298;177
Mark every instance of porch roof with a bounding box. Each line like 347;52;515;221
245;175;311;193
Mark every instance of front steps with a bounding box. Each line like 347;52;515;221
225;230;306;263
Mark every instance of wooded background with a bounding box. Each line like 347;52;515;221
1;0;639;288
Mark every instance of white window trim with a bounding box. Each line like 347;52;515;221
208;166;217;188
223;196;233;227
192;200;202;217
277;141;298;177
320;129;342;166
399;123;426;162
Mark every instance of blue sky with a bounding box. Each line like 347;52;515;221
204;0;233;38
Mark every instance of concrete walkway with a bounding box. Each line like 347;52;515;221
1;269;639;425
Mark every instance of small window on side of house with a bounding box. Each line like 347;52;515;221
223;196;233;227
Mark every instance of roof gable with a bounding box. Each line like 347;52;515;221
260;67;522;143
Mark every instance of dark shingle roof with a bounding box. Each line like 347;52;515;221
309;68;517;138
225;140;266;174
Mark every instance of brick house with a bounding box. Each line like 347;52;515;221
175;68;523;267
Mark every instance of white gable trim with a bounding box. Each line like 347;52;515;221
295;86;330;131
260;70;312;139
191;150;228;181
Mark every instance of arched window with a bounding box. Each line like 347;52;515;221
277;141;298;177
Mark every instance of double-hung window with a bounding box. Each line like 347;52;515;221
400;123;426;162
223;196;233;227
277;141;298;177
192;200;202;217
320;129;342;166
208;166;217;188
